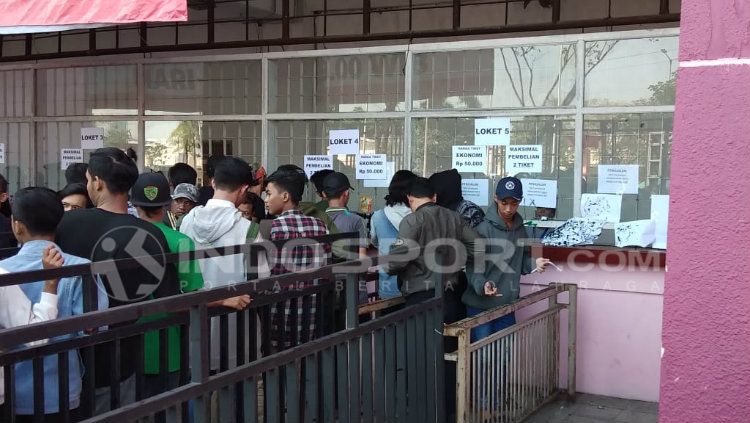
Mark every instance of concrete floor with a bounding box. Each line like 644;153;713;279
523;393;659;423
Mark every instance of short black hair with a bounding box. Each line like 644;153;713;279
88;147;139;194
408;177;436;199
137;205;163;219
213;156;254;191
168;163;197;187
241;192;266;220
0;173;7;194
310;169;334;194
205;155;222;179
59;183;93;208
266;166;307;204
385;170;417;207
11;187;64;236
65;163;89;185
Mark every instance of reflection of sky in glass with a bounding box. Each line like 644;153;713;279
585;37;679;106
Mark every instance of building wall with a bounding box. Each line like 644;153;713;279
519;265;664;402
1;0;680;59
659;0;750;421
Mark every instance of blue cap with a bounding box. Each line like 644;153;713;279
496;177;523;200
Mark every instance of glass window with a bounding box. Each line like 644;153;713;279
269;54;406;113
0;122;33;193
584;37;678;107
411;116;576;220
412;44;577;110
145;120;261;185
582;113;673;221
36;121;138;190
269;119;405;210
36;66;138;116
0;70;33;117
145;61;262;115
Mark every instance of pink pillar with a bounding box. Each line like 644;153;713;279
660;2;750;422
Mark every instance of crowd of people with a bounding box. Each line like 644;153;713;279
0;147;550;421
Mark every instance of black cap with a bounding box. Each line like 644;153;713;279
130;172;172;207
322;172;353;197
495;177;523;201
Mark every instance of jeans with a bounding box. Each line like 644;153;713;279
467;307;516;343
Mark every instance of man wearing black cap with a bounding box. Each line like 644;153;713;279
464;176;550;342
323;172;368;258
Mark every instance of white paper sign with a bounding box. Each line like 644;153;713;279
597;165;639;195
61;149;84;171
651;195;669;249
461;179;489;206
364;161;395;188
615;220;656;248
0;143;5;164
81;127;105;150
506;145;542;174
303;155;334;179
474;118;511;146
328;129;360;155
452;146;487;173
581;193;622;223
520;179;558;209
356;154;388;180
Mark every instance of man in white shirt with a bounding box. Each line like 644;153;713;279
0;245;64;406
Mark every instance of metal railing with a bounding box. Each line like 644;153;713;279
0;233;447;423
444;283;578;423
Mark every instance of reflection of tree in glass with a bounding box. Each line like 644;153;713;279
496;41;618;107
169;121;200;161
104;124;134;147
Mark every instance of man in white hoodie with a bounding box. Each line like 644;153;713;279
369;170;417;299
180;156;261;370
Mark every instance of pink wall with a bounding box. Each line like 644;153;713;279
660;1;750;422
519;266;664;402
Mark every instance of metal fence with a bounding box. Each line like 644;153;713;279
0;233;445;423
444;283;578;423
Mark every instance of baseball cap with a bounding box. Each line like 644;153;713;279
496;177;523;201
172;183;199;203
131;172;171;207
322;172;354;197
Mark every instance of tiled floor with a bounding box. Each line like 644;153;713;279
523;393;659;423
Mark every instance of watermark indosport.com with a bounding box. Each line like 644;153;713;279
87;227;663;302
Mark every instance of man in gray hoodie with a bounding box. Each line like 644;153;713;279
464;177;550;342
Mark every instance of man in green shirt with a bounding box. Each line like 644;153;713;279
130;171;250;398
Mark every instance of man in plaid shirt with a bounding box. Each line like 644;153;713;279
265;165;330;351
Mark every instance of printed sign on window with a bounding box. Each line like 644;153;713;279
61;149;84;171
356;154;387;180
328;129;360;155
452;146;487;173
506;145;542;173
81;127;105;150
303;155;334;179
474;118;511;146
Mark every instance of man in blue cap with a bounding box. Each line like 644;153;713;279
464;176;551;341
